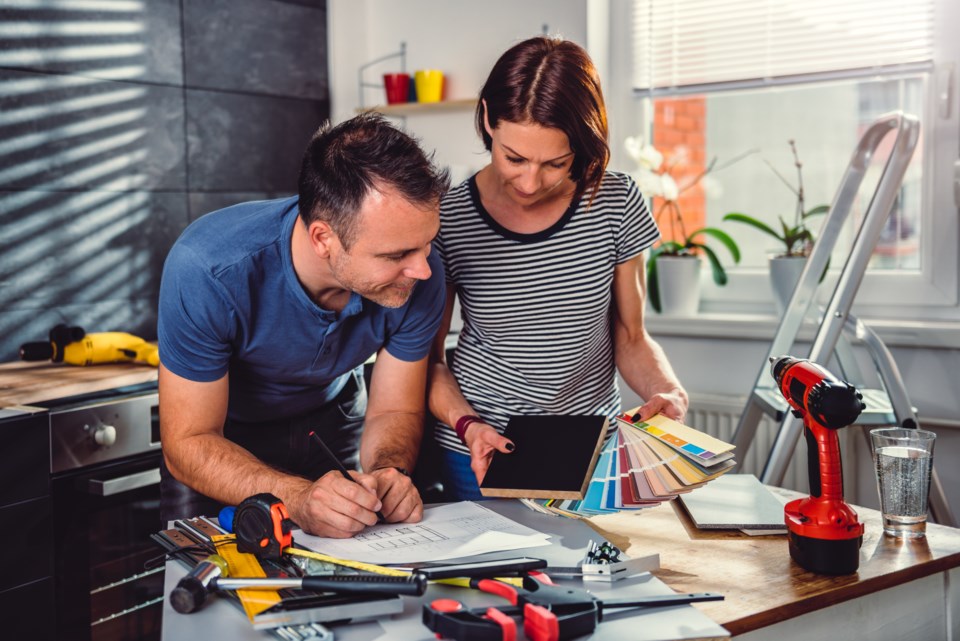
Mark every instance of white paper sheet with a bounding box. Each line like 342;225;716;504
294;501;552;564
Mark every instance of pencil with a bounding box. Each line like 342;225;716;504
308;430;386;523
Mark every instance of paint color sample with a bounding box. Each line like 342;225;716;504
523;413;738;518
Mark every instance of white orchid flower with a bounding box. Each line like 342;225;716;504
633;168;663;198
700;175;724;199
624;136;664;171
660;173;679;201
624;136;644;163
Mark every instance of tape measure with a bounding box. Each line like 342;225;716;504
284;547;409;577
234;493;295;560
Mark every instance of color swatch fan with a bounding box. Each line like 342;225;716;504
624;414;735;468
522;411;736;518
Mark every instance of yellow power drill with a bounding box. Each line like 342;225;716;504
19;324;159;367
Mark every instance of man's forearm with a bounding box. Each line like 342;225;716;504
164;433;311;508
359;412;424;473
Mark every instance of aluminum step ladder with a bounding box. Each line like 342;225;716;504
731;111;957;527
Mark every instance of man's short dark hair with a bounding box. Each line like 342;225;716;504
298;113;450;249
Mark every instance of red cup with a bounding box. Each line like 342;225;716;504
383;73;410;104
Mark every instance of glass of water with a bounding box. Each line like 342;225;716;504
870;427;937;538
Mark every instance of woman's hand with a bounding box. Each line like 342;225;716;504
632;388;688;424
464;422;514;484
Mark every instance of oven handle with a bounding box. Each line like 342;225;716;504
87;468;161;496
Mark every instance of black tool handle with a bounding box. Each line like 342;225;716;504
19;341;54;361
603;592;724;609
417;557;547;580
301;573;427;596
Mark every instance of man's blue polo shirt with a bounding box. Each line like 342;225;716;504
158;196;444;423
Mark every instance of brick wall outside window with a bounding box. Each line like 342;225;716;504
652;97;707;244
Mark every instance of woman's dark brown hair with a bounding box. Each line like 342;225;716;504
477;37;609;200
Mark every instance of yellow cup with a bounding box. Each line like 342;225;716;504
414;69;443;103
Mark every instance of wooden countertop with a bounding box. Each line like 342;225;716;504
0;360;158;408
585;489;960;636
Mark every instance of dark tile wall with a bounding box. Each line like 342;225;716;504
0;0;329;362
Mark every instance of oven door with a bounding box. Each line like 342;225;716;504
52;451;163;641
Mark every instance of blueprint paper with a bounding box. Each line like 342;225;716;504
294;501;551;564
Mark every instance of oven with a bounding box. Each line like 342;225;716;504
47;383;163;641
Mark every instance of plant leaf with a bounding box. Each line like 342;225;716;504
692;242;728;286
688;227;740;263
804;204;829;217
646;253;662;312
722;213;784;242
780;219;800;253
653;240;685;256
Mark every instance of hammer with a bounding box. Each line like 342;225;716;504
169;555;427;614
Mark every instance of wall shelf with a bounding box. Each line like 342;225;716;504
357;98;477;116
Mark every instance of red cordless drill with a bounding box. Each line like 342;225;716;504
771;356;866;575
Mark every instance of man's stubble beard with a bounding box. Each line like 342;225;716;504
330;252;415;309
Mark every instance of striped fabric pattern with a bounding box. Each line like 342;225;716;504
434;171;660;454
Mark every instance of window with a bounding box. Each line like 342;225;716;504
630;0;959;319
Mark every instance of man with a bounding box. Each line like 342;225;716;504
157;114;449;538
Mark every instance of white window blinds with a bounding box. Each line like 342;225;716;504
632;0;936;95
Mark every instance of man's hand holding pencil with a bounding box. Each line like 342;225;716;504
284;431;423;538
287;467;383;539
368;465;423;525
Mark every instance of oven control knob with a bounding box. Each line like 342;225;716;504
93;424;117;447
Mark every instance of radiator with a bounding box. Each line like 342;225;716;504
686;393;811;492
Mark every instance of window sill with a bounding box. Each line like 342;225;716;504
644;312;960;350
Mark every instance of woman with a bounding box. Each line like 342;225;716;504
428;37;688;500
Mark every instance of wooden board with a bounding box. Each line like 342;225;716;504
480;415;608;499
0;360;158;408
586;487;960;636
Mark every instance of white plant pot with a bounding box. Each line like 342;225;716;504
769;255;807;316
655;256;701;316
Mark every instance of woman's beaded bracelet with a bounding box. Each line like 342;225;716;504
454;414;483;445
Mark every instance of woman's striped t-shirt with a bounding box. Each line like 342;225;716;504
434;170;660;454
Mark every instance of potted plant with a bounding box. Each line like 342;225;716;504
647;204;741;315
722;140;829;314
626;138;742;315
